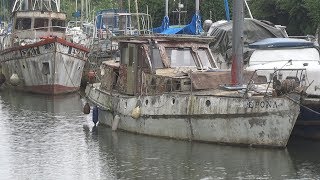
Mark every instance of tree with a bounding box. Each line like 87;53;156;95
249;0;318;35
304;0;320;31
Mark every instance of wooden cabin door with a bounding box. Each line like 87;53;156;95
126;44;137;95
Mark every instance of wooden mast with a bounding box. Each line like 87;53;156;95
231;0;244;85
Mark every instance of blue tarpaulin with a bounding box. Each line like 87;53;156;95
160;13;202;35
152;16;169;33
161;27;183;34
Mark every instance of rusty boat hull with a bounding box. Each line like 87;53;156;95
86;84;300;148
0;37;88;95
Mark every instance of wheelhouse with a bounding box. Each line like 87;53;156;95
13;11;66;40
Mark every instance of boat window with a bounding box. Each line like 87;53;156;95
52;19;66;32
120;43;128;64
166;48;196;67
15;18;31;30
34;18;49;31
198;49;215;68
103;14;116;28
152;48;164;69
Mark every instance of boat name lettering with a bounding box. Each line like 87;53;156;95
20;47;41;57
71;47;86;58
246;100;283;109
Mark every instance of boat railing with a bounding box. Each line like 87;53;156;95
94;12;153;39
246;68;307;97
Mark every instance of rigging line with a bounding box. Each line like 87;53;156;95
284;94;320;116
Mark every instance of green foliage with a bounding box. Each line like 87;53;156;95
0;0;10;21
249;0;319;35
304;0;320;26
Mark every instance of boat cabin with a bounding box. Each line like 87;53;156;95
100;36;218;95
13;11;66;41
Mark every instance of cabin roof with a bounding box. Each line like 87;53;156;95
114;35;215;44
14;11;66;19
249;38;314;49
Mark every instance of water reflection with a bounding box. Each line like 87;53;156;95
0;90;319;179
91;126;297;179
0;90;96;179
287;138;320;179
0;90;83;113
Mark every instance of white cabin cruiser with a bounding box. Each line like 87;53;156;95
246;38;320;139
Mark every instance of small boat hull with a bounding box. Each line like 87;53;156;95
0;37;88;95
86;84;299;147
292;98;320;139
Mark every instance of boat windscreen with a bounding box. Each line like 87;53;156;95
15;18;31;30
166;48;196;67
52;19;66;32
34;18;49;31
197;49;215;68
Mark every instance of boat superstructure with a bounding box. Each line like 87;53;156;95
0;0;89;94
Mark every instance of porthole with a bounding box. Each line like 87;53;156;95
172;98;176;105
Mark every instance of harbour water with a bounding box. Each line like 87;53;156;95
0;90;320;179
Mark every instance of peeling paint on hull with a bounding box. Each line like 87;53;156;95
0;38;88;95
86;84;300;147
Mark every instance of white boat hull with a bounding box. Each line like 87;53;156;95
0;37;88;94
86;84;299;147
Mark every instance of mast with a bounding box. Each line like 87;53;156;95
224;0;230;21
165;0;169;17
231;0;244;85
80;0;84;24
128;0;131;13
118;0;124;11
12;0;60;12
195;0;199;14
135;0;140;34
244;0;253;19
